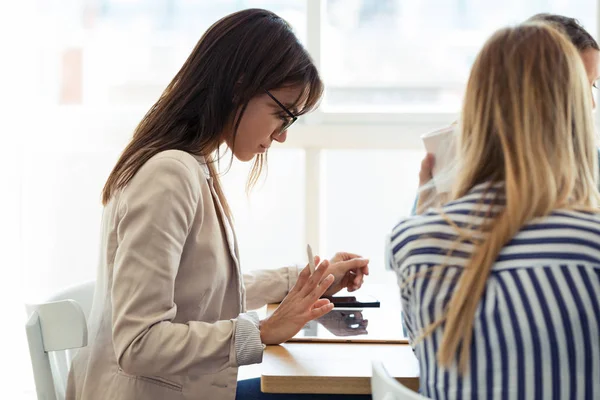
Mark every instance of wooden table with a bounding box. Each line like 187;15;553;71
261;342;419;394
260;284;420;395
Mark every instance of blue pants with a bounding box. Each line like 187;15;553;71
235;378;372;399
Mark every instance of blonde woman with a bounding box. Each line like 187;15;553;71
413;13;600;215
387;22;600;399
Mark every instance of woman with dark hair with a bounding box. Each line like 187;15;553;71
67;9;369;400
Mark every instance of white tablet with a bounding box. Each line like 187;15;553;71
289;307;408;344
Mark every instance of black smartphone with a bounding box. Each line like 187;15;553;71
323;294;380;308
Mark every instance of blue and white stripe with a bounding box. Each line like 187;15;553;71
387;182;600;400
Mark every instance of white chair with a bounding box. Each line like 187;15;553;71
371;361;429;400
25;281;95;400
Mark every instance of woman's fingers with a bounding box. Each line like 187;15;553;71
299;259;330;297
333;252;362;261
312;298;332;309
293;255;321;293
353;269;364;287
419;153;435;185
310;301;334;318
261;261;338;344
309;272;334;301
292;264;312;293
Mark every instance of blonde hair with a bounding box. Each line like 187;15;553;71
433;22;600;373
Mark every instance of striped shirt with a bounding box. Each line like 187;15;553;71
386;182;600;400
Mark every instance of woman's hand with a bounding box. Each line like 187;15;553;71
419;153;435;187
323;252;370;296
259;257;335;345
416;153;436;215
417;121;457;214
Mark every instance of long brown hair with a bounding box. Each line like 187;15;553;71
431;22;598;373
101;8;323;217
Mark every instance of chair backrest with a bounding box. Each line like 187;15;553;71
371;361;429;400
25;281;95;400
26;280;96;322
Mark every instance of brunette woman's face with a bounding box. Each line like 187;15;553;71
580;48;600;110
227;86;305;162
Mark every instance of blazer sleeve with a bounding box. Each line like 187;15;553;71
243;265;301;310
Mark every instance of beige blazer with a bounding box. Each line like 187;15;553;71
66;150;299;400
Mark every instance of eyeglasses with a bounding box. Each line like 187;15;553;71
264;89;297;134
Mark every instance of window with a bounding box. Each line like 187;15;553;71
21;0;600;287
19;0;600;291
221;150;307;270
322;149;423;281
30;0;599;111
321;0;597;113
33;0;306;108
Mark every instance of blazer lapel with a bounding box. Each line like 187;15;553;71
192;155;241;272
208;180;240;269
